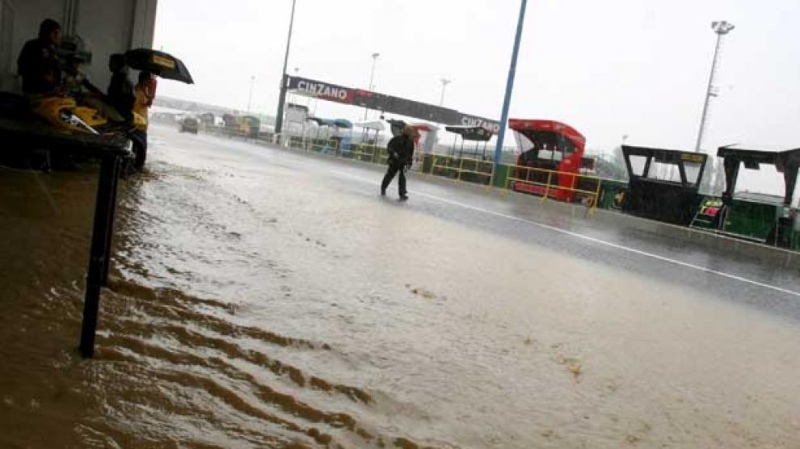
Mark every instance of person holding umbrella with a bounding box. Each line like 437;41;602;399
381;125;418;201
111;49;194;171
124;48;194;84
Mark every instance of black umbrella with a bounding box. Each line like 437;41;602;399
124;48;194;84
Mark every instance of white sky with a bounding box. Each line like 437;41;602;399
152;0;800;154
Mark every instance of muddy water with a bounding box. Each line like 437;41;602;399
1;125;800;448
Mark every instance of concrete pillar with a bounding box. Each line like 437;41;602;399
74;0;157;89
62;0;78;36
129;0;157;49
0;0;16;89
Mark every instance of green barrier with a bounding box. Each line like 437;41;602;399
724;200;779;241
492;164;510;188
598;179;628;210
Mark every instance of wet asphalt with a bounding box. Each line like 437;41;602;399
157;126;800;323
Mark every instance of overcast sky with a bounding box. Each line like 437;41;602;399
152;0;800;154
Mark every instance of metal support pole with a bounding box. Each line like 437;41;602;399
274;0;298;136
80;154;121;359
592;177;602;215
543;170;552;201
247;76;255;114
100;156;122;286
493;0;528;169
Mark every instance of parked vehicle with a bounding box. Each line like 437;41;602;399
180;116;199;134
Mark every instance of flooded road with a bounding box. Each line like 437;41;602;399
2;124;799;448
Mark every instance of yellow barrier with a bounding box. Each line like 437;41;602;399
505;164;602;214
348;145;381;163
429;154;494;188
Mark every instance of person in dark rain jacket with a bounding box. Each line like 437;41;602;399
106;53;135;123
381;125;418;200
17;19;63;97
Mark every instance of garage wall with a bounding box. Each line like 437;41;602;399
130;0;156;50
76;0;158;89
10;0;65;58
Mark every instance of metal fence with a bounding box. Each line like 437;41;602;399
505;164;602;214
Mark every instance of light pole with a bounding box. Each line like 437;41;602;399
492;0;528;179
439;78;452;106
247;75;255;114
363;52;380;120
694;20;735;153
274;0;298;136
368;52;380;90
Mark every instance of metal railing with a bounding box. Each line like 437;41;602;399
428;154;494;187
505;164;602;214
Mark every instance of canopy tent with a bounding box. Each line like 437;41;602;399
508;119;589;202
620;145;708;226
444;125;493;141
356;120;385;145
705;145;800;248
445;125;493;160
307;117;334;127
509;119;586;156
307;117;352;129
717;145;800;206
356;121;385;132
332;119;353;129
304;117;353;154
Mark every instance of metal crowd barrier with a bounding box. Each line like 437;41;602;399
505;164;602;214
428;154;494;188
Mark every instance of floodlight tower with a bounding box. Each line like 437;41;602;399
694;20;735;153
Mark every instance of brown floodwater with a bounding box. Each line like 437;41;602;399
1;125;799;448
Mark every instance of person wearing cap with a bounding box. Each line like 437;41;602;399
381;125;418;200
17;18;63;96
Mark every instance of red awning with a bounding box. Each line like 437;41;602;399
508;119;586;150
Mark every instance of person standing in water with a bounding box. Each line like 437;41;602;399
381;125;418;200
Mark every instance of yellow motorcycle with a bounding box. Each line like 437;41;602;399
32;96;147;134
